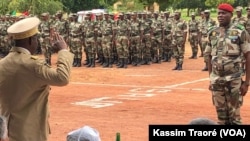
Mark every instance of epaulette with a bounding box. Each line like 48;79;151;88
235;24;245;30
30;55;39;60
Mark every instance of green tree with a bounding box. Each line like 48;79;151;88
7;0;63;15
205;0;235;7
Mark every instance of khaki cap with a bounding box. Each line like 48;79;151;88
7;17;40;40
246;7;250;10
191;12;195;16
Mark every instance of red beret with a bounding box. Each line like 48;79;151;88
218;3;234;13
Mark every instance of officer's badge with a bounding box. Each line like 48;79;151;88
230;30;238;36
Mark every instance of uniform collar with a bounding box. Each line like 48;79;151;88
10;47;31;55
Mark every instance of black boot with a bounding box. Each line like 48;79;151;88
124;58;128;68
109;58;113;68
91;58;95;67
77;58;82;67
202;63;208;71
172;63;179;70
73;58;77;67
87;58;92;67
102;58;109;68
177;63;183;70
189;53;195;59
117;58;124;68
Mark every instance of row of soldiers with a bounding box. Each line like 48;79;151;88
1;7;250;70
39;10;187;69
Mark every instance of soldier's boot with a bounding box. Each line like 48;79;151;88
77;58;82;67
87;58;92;67
83;58;89;66
117;58;124;68
137;57;141;66
102;58;109;68
189;53;195;59
73;58;78;67
123;58;128;68
177;63;183;71
202;63;208;71
132;56;138;66
172;63;179;70
140;58;146;65
158;57;161;64
146;58;151;65
116;58;121;66
193;52;198;59
108;58;113;68
163;54;168;62
91;58;95;67
167;54;172;62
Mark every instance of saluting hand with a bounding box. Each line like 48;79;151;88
52;32;68;52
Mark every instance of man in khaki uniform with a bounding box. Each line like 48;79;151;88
0;17;74;141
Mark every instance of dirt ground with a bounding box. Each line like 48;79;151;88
46;42;250;141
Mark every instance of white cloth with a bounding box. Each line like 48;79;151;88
67;125;101;141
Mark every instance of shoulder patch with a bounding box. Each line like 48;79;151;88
30;55;39;60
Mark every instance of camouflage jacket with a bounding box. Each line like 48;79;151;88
205;23;250;83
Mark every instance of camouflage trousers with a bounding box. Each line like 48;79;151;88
211;77;243;125
172;36;185;64
102;35;112;58
41;37;52;61
84;37;96;59
116;36;129;59
189;32;199;55
201;37;208;61
70;38;82;59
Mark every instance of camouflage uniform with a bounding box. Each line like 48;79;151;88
68;14;83;67
116;15;129;68
162;12;173;62
172;12;187;70
101;17;114;68
151;13;164;63
0;16;11;58
39;13;52;65
84;20;97;68
204;24;250;125
129;14;141;66
232;7;247;27
140;13;152;65
199;10;216;71
188;13;199;59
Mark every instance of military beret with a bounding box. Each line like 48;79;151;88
7;17;40;40
217;3;234;13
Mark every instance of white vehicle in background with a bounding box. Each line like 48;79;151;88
77;9;107;23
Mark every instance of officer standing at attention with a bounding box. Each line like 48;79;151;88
0;17;74;140
205;3;250;125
